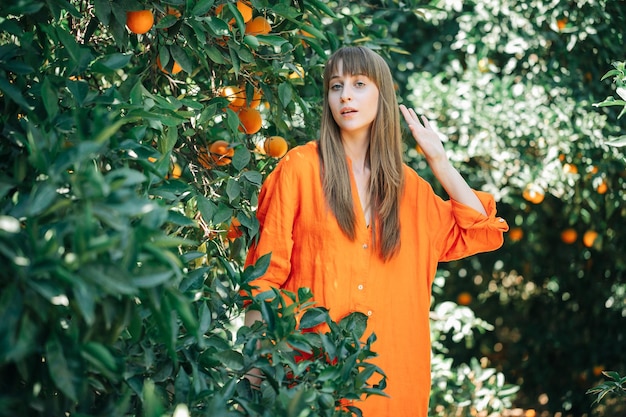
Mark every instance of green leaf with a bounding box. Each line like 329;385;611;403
93;116;141;144
93;0;111;25
299;307;329;330
191;0;215;16
228;41;241;75
241;253;271;283
170;44;193;74
225;108;240;133
226;2;245;34
305;0;337;17
46;335;78;401
213;204;233;224
600;69;622;81
214;349;244;371
204;45;226;64
339;312;368;339
604;135;626;147
66;78;89;106
41;77;59;118
255;34;289;47
92;52;132;72
82;342;119;375
204;15;230;37
26;183;58;217
142;379;165;417
278;82;293;108
196;194;217;223
0;76;33;110
167;290;199;336
226;178;241;202
232;146;251;171
241;170;262;186
131;271;174;288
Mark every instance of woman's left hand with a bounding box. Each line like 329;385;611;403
399;104;447;164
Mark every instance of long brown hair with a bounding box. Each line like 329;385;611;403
319;46;404;261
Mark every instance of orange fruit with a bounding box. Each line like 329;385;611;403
245;16;271;35
457;292;472;306
508;227;524;242
563;163;578;174
197;146;212;169
227;219;243;241
222;84;262;111
524;410;537;417
166;6;181;18
263;136;288;158
221;85;246;109
522;184;545;204
288;63;305;79
560;228;577;244
557;18;567;31
167;163;182;179
156;56;183;75
126;10;154;34
592;365;604;377
236;0;253;23
209;140;235;166
583;230;598;248
237;107;262;134
215;1;253;24
596;180;608;194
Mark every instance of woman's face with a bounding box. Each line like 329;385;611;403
327;60;380;138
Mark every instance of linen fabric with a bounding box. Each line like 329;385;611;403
245;141;508;417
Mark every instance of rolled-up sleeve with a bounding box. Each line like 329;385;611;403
436;190;508;262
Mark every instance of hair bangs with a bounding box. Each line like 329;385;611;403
324;46;382;88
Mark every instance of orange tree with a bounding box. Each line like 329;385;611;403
0;0;397;415
389;0;626;415
0;0;518;416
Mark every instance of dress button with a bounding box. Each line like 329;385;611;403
498;218;505;222
357;284;364;290
367;310;373;316
362;243;368;249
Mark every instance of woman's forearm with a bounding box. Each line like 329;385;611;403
428;158;488;216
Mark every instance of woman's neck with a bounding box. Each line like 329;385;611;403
342;132;370;172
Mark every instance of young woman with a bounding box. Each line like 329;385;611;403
244;46;508;417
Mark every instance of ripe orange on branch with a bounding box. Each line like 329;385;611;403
126;10;154;34
583;230;598;248
457;292;472;306
508;227;524;242
560;228;577;244
522;184;545;204
209;140;235;166
227;217;243;241
156;56;183;75
245;16;271;35
221;84;262;111
263;136;288;158
237;107;262;134
197;146;212;169
215;1;253;24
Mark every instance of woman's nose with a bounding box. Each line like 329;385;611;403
340;90;351;102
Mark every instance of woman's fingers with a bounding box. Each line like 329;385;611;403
400;104;428;129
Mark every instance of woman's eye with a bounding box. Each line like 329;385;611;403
331;83;343;90
355;81;366;87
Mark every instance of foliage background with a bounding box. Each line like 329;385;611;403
1;0;625;416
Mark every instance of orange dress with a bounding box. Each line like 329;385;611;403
245;141;508;417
